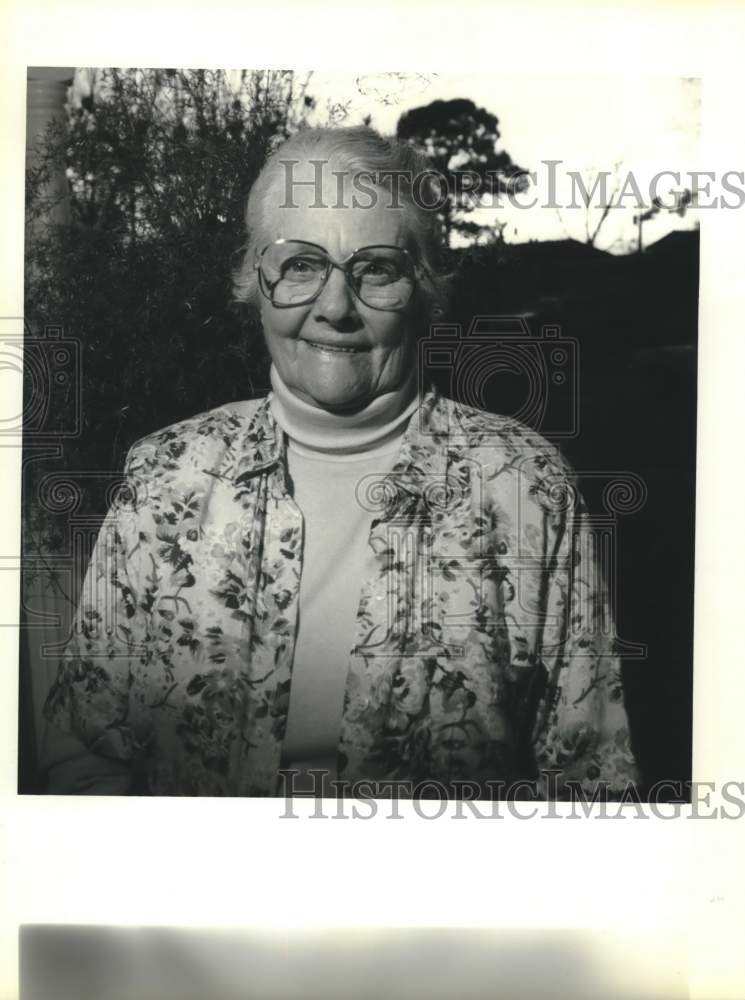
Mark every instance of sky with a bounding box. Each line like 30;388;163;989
300;72;702;252
75;70;701;254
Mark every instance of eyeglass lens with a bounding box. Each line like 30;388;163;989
259;242;414;308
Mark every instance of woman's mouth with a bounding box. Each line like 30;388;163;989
304;340;366;354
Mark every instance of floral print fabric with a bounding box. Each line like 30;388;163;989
44;388;638;797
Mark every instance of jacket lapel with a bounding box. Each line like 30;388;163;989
209;399;302;794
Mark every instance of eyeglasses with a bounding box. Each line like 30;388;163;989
254;239;421;311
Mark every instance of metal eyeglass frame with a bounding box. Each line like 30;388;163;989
254;238;425;311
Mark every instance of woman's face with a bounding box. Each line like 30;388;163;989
258;169;417;412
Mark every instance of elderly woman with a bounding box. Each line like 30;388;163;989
43;125;637;798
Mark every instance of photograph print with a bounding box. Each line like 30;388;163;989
18;69;700;800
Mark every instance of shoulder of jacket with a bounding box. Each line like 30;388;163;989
440;395;573;478
124;398;267;479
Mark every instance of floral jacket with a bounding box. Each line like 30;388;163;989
44;387;637;797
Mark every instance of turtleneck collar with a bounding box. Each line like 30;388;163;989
269;364;419;457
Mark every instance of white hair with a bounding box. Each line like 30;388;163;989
232;125;451;326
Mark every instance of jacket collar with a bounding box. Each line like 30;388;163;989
231;385;451;498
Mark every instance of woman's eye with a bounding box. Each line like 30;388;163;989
282;257;324;278
287;258;313;272
356;260;399;282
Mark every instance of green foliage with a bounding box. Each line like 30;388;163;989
25;68;313;523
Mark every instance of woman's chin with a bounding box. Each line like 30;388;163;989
293;371;373;412
306;385;371;413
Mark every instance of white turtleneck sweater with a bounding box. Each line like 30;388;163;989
269;366;419;791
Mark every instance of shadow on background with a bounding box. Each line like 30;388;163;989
20;925;688;1000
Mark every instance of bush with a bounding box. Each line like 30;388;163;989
25;69;315;510
25;70;313;543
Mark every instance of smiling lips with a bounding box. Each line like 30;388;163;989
304;339;368;354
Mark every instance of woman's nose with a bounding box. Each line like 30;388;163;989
312;266;359;325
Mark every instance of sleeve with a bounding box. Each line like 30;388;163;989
41;446;149;793
530;471;639;800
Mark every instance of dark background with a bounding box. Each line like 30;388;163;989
444;232;697;796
